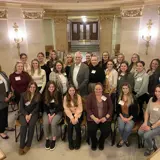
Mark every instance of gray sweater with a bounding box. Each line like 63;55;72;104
134;70;149;97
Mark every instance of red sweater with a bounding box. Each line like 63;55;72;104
9;71;31;94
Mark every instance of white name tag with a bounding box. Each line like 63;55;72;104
25;101;30;106
51;99;55;103
91;70;96;74
153;108;159;111
118;76;121;80
15;76;21;81
119;100;125;106
64;73;67;76
137;77;142;81
101;95;107;101
51;68;54;72
0;80;3;84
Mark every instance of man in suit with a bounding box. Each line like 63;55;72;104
69;51;89;97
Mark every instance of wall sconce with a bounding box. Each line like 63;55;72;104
9;23;24;56
141;19;153;55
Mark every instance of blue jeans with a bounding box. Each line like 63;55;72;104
118;116;135;142
138;122;160;149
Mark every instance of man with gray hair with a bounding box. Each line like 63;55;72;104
69;51;89;96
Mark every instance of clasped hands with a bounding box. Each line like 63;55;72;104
48;113;55;124
25;114;32;123
140;123;151;131
93;115;110;124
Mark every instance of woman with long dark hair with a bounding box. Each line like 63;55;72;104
116;83;138;148
19;81;40;155
47;50;58;71
138;84;160;156
43;81;63;151
99;52;110;70
63;85;83;150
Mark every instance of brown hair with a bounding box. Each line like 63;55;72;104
24;81;40;102
54;60;65;73
31;59;41;76
37;52;45;57
44;81;59;105
65;85;78;108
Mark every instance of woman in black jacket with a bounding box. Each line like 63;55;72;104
43;81;63;151
116;83;138;148
19;81;40;155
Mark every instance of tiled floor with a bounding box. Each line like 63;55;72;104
0;109;159;160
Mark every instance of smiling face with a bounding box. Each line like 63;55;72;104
94;84;103;96
20;55;27;64
120;63;128;73
131;54;139;63
32;60;39;69
107;61;114;70
37;53;44;63
151;60;159;71
102;52;109;62
136;62;144;73
68;87;76;97
75;52;82;65
91;56;98;66
117;55;124;63
48;83;55;93
56;62;62;72
155;87;160;100
50;52;57;60
122;85;129;95
29;84;36;94
66;55;73;63
86;53;91;62
16;62;24;73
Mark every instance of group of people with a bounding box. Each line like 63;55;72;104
0;50;160;157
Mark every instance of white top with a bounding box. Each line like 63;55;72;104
0;74;8;92
73;63;81;89
30;69;46;94
105;68;118;89
24;63;31;73
59;74;68;94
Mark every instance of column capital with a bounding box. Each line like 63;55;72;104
53;16;68;24
22;9;45;19
121;7;143;17
0;9;7;18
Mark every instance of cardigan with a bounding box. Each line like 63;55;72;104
116;96;138;122
86;93;113;122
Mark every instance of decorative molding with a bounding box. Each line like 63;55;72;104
99;15;113;23
22;10;45;19
53;16;67;24
121;8;143;17
0;9;7;18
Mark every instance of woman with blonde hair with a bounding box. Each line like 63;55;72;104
30;59;46;94
63;85;83;150
9;61;31;104
116;83;138;148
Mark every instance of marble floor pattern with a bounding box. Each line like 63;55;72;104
0;108;159;160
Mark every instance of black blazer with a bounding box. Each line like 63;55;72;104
116;96;138;122
20;93;40;116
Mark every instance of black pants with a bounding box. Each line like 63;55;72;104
110;93;116;113
0;107;8;133
137;93;150;119
87;121;111;147
66;115;83;145
19;114;38;148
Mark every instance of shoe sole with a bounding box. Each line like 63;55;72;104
50;147;56;151
45;147;50;150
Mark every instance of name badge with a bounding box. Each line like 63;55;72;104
118;76;121;80
153;108;159;111
101;95;107;101
0;80;3;84
51;68;54;72
51;99;55;103
91;70;96;74
64;73;67;76
15;76;21;81
119;100;124;106
25;101;30;106
137;77;142;81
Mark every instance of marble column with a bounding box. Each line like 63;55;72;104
52;16;68;54
120;7;142;62
99;16;113;55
